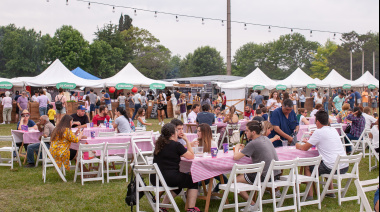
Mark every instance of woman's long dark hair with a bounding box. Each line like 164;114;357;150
353;107;363;117
154;123;176;155
116;107;129;120
51;115;73;141
203;93;209;101
197;124;212;152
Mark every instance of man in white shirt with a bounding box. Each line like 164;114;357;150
132;91;142;120
296;110;349;199
31;92;39;102
363;107;377;130
43;89;52;102
187;104;200;123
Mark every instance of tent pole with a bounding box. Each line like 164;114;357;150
374;51;376;76
350;51;353;80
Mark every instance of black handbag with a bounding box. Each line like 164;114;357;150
125;166;144;211
344;124;351;134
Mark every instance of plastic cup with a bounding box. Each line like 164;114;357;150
91;131;96;139
282;140;288;147
211;148;218;158
86;123;91;129
223;143;229;153
90;123;94;128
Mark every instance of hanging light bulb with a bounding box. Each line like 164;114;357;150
66;0;68;6
176;16;179;22
310;30;313;37
244;24;247;30
202;18;205;25
88;2;90;9
222;20;225;27
333;33;336;40
46;0;49;2
154;11;157;18
291;29;294;33
134;10;137;16
268;26;271;33
112;7;115;13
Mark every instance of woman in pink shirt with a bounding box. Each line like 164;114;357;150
2;91;13;124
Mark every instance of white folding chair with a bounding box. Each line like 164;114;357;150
35;137;51;167
280;156;322;211
368;139;379;172
135;127;146;132
331;124;355;152
213;133;221;146
210;125;218;135
219;124;241;150
74;143;105;185
218;162;265;212
98;131;116;137
308;125;318;132
134;164;180;212
104;143;129;183
40;141;67;183
320;153;363;205
0;135;21;169
257;159;298;212
131;135;155;166
355;177;379;212
352;129;371;157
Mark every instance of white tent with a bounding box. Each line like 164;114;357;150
352;71;379;88
23;59;103;88
99;63;175;87
320;69;354;88
220;68;278;90
277;68;321;88
0;77;24;87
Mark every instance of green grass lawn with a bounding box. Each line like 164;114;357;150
0;119;378;212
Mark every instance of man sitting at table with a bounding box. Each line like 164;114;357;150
188;104;200;124
268;99;299;147
244;105;255;119
296;110;348;199
92;105;110;127
252;109;265;122
71;105;89;128
233;121;281;210
24;115;55;168
196;104;215;126
170;119;197;147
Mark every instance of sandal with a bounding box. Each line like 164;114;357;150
187;207;202;212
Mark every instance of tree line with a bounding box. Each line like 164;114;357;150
0;14;378;80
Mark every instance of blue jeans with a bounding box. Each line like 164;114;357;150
90;104;96;112
39;107;47;116
27;142;50;164
119;104;126;110
349;102;355;109
324;102;329;114
132;104;141;120
345;133;357;153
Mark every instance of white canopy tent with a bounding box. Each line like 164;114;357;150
352;71;379;88
320;69;354;88
23;59;103;88
277;68;321;88
99;63;175;87
220;68;278;90
0;77;24;87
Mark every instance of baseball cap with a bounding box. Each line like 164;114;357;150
222;91;225;94
78;105;86;110
101;89;105;93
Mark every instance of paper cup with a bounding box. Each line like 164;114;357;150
223;143;229;153
87;123;91;129
91;131;96;139
211;148;218;158
90;123;94;128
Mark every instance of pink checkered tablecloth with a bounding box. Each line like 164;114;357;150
12;130;43;144
180;147;319;183
72;127;115;138
185;120;248;133
297;124;348;141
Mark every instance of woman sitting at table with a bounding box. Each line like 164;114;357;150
345;107;366;154
262;121;281;144
298;108;310;126
151;123;200;212
337;103;351;123
136;108;152;131
224;105;239;124
113;107;132;133
50;115;84;171
17;110;38;130
310;104;323;117
233;121;281;210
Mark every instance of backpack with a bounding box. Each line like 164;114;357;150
125;166;145;211
96;96;101;106
55;95;64;110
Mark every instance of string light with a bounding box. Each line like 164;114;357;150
333;33;336;40
291;29;294;33
154;11;157;18
310;30;313;37
88;2;90;9
176;16;179;22
66;0;69;6
74;0;344;36
112;6;115;13
244;24;247;30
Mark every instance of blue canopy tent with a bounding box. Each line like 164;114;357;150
71;67;101;80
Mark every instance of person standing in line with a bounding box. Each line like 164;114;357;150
313;88;319;108
174;88;181;101
43;88;52;115
354;89;362;107
266;91;282;118
31;91;39;102
127;93;135;118
178;93;188;124
362;88;369;107
101;89;113;120
323;90;330;114
88;89;97;119
140;91;148;111
187;91;194;112
250;90;258;110
200;93;211;107
157;92;167;126
221;91;227;111
37;90;49;116
132;90;142;120
55;88;67;124
117;92;127;110
17;91;29;121
163;91;169;119
1;91;12;124
13;91;21;121
370;89;378;114
299;91;306;109
348;90;356;109
147;91;155;101
171;93;178;119
94;92;101;115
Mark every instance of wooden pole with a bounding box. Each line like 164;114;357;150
374;51;376;76
227;0;232;76
350;51;353;80
362;51;365;75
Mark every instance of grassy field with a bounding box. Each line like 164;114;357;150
0;118;378;212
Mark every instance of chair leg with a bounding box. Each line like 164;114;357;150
272;186;277;212
73;158;79;183
234;190;239;212
218;189;229;212
297;182;302;211
316;180;322;210
337;178;342;206
107;160;110;183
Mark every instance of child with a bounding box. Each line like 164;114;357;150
136;108;152;130
48;104;56;125
262;121;280;143
261;107;269;121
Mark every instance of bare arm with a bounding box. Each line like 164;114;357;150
273;126;293;141
138;117;152;126
296;142;313;151
233;144;246;160
301;117;310;125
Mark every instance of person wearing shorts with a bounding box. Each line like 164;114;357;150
101;90;113;119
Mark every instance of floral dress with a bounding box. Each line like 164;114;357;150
50;128;79;170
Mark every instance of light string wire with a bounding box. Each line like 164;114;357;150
74;0;342;36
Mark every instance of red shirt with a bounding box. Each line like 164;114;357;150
244;110;255;118
92;115;110;126
222;96;227;105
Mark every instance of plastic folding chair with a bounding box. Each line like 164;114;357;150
210;125;218;135
320;153;363;205
134;164;180;212
131;135;155;165
355;177;379;212
331;124;355;153
35;137;51;167
98;131;116;137
40;141;67;183
281;156;322;211
219;124;241;150
367;138;379;172
135;127;146;132
104;143;129;183
0;135;21;169
256;159;298;212
74;143;105;185
218;162;265;212
352;129;371;157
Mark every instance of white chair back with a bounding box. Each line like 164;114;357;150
35;137;51;167
210;125;218;135
104;143;130;183
131;135;155;165
40;141;67;183
135;127;146;132
0;134;21;169
98;131;116;137
355;177;379;212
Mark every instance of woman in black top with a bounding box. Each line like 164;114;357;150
151;123;200;212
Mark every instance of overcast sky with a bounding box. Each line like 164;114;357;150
1;0;379;60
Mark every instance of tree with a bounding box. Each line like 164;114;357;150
46;25;91;70
180;46;225;77
121;26;160;56
310;40;338;79
166;55;182;79
119;14;133;32
89;40;123;78
232;42;271;76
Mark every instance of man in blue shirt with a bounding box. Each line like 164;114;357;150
101;90;113;119
269;99;299;147
354;90;362;107
348;90;356;109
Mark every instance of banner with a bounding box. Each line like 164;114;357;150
276;84;287;90
253;85;265;90
116;83;134;90
56;82;76;89
0;81;13;89
150;83;166;90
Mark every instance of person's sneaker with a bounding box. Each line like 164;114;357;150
187;207;202;212
306;196;314;201
159;207;169;212
240;204;258;211
275;190;282;198
326;193;336;198
24;163;35;168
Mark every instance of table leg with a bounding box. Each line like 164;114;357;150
204;179;213;212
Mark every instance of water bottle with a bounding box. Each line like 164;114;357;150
109;119;113;129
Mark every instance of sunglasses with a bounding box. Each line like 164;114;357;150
21;114;30;117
